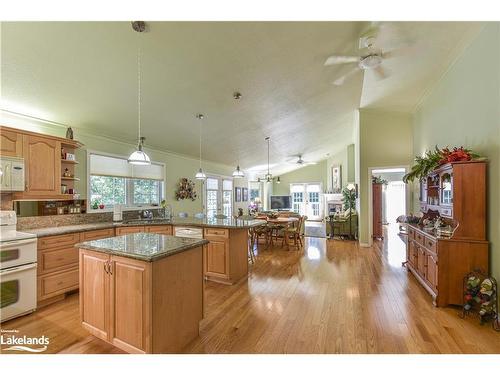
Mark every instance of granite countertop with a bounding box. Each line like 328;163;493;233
22;217;266;237
76;232;208;262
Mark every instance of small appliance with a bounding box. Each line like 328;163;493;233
113;204;123;222
0;211;37;322
0;157;25;191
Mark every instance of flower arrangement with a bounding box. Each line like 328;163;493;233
175;178;197;201
403;146;482;183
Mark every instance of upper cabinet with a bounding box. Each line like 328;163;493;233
0;129;23;157
23;135;61;195
0;125;83;199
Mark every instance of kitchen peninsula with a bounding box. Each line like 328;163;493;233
77;232;208;353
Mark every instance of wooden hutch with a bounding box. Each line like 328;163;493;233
406;161;489;307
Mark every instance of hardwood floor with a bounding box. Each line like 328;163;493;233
2;225;499;354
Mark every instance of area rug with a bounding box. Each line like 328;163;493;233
304;222;326;238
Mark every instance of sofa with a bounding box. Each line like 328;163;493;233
326;209;358;239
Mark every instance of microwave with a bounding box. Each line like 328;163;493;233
0;157;25;192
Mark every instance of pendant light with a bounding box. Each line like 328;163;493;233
264;136;273;183
195;114;206;180
232;164;245;178
276;176;281;184
128;21;151;166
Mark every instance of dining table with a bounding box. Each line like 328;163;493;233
256;215;300;249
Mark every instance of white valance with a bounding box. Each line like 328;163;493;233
88;152;165;180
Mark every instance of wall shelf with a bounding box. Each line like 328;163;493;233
61;159;79;164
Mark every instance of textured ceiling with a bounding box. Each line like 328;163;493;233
0;21;483;176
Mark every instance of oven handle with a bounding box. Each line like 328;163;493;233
0;263;37;276
0;238;37;249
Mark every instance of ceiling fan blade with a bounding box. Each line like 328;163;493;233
373;65;387;80
303;161;317;165
332;66;360;86
324;55;359;66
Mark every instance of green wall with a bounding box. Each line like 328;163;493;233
358;109;413;244
347;143;355;182
413;23;500;281
273;160;328;195
1;112;243;217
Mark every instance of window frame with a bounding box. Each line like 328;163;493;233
87;150;166;213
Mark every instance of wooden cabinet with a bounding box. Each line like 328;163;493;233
372;182;383;239
203;227;248;285
23;135;61;195
37;232;80;306
79;250;110;342
109;256;152;353
115;226;145;236
406;224;488;306
79;247;203;353
145;225;172;235
205;239;228;277
0;129;23;157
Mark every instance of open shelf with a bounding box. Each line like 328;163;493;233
61;159;79;164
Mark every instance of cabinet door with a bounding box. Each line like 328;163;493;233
24;135;61;194
205;239;228;277
0;129;23;157
408;241;418;267
79;250;110;342
372;183;383;237
425;253;438;291
417;247;427;278
109;256;151;354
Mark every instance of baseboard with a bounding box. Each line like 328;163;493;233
359;242;371;248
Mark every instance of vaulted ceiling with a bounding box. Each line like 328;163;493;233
0;21;483;176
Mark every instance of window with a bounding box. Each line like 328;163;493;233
204;176;233;218
88;151;165;210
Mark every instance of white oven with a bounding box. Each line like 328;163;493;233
0;211;37;322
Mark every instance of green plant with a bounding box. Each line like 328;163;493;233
372;176;388;185
342;187;356;211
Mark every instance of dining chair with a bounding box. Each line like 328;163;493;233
282;215;307;248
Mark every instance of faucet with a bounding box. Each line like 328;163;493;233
141;210;153;220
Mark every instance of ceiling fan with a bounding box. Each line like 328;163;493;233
287;155;317;166
324;23;409;85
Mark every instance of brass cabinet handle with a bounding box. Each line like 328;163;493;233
107;261;113;275
104;262;108;274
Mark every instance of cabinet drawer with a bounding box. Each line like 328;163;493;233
38;267;79;299
38;246;78;274
440;207;453;218
145;225;172;235
116;226;144;235
81;228;115;241
423;237;437;253
414;231;425;246
408;227;416;239
204;228;229;238
38;232;80;249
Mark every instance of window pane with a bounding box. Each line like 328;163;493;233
133;179;160;205
206;178;218;190
90;175;126;207
206;190;218;218
223;179;232;191
223;190;232;217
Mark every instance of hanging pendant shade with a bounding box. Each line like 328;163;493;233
128;22;151;166
128;137;151;165
232;165;245;178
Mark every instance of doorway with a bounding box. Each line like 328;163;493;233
370;167;408;245
204;176;233;218
290;183;323;220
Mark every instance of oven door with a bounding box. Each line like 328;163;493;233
0;238;37;270
0;262;37;322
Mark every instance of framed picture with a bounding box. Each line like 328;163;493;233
242;187;248;202
331;165;342;193
235;187;241;202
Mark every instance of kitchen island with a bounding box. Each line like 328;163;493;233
77;232;208;353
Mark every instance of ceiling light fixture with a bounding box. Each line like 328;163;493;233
128;21;151;166
233;92;242;100
195;114;206;180
276;176;281;184
232;164;245;178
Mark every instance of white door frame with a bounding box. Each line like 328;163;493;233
366;165;410;247
202;174;233;217
289;182;324;220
